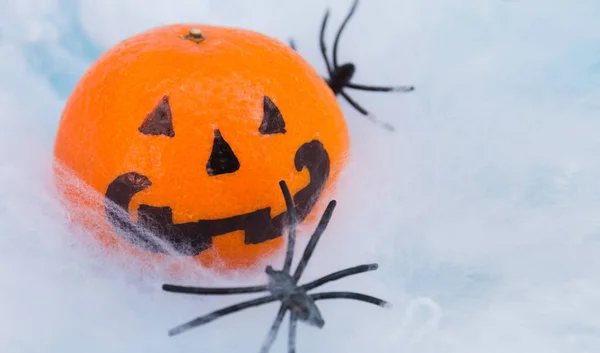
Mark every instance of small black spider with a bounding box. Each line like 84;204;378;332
290;0;415;132
162;180;389;353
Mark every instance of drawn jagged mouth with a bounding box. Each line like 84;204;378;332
103;140;331;257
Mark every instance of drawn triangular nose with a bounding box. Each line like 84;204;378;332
206;129;240;176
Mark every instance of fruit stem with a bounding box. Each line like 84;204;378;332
181;28;205;44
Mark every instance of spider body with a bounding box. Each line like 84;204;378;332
265;265;325;328
326;63;355;95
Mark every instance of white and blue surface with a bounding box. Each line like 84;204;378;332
1;0;599;352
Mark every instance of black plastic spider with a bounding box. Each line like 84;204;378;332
290;0;414;132
162;180;389;353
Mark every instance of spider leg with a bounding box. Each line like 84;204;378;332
332;0;360;69
292;200;337;282
289;39;297;51
346;82;415;92
162;284;268;295
288;312;298;353
310;291;390;307
259;304;288;353
280;180;297;274
340;90;367;114
340;91;396;132
300;263;378;291
168;295;277;336
320;10;333;75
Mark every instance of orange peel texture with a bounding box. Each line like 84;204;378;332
53;24;350;274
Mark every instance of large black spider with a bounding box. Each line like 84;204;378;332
290;0;415;132
162;180;389;353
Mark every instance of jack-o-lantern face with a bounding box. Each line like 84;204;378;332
53;24;349;271
104;95;330;256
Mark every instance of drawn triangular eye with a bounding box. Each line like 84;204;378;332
258;96;286;135
138;95;175;137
